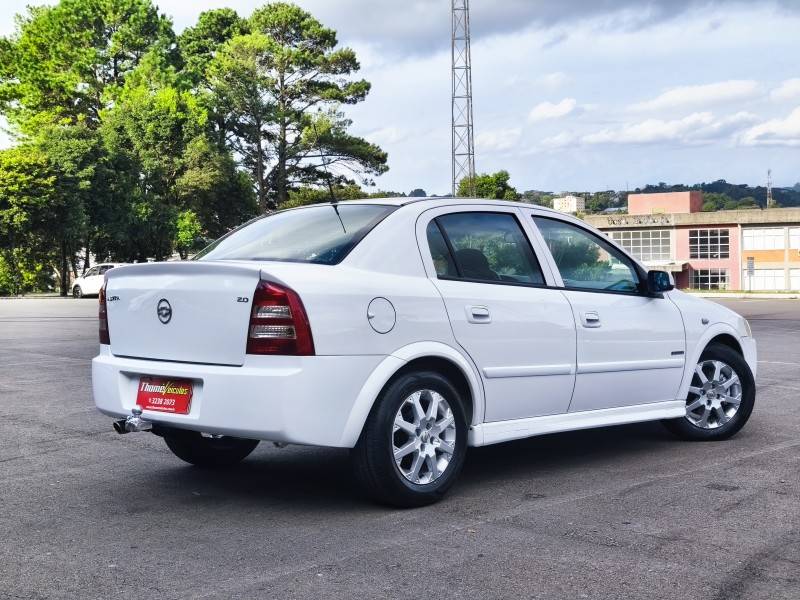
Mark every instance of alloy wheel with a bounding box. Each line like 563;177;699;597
392;389;457;485
686;359;743;429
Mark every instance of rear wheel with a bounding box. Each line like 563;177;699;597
351;371;468;507
161;430;259;468
662;343;755;441
72;286;83;299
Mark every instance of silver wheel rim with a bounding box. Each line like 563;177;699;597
392;389;457;485
686;359;743;429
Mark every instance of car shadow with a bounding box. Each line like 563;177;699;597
129;421;677;512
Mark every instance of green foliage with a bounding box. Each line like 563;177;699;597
177;8;249;87
0;0;175;132
174;209;203;259
409;188;427;197
0;1;386;293
0;143;83;294
458;171;518;200
207;3;388;209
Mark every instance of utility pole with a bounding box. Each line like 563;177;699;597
766;169;776;208
451;0;476;197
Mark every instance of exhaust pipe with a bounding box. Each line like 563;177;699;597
113;406;153;434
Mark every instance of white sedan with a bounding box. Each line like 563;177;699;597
92;198;757;507
73;263;125;297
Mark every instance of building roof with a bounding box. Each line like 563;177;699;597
584;207;800;229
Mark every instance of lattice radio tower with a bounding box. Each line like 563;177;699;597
451;0;476;197
766;169;776;208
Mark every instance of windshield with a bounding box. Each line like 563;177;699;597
195;204;396;264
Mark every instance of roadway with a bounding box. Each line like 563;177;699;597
0;297;797;599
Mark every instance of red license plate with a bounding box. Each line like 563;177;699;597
136;376;193;414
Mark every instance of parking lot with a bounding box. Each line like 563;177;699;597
0;297;798;599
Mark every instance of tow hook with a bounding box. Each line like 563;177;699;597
113;406;152;434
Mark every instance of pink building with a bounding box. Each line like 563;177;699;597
584;192;800;291
628;191;704;216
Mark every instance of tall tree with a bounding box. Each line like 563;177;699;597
0;143;86;295
208;3;387;210
458;171;518;200
0;0;175;132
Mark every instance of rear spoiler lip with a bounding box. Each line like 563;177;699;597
105;260;263;281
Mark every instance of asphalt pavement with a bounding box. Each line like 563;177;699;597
0;297;798;599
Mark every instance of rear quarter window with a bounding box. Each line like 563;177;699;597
195;204;396;265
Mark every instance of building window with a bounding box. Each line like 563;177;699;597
790;228;800;250
743;269;785;291
743;228;785;250
689;229;729;259
691;268;728;290
608;229;671;261
791;269;800;291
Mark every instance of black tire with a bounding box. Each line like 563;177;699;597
350;371;469;508
162;430;259;468
662;343;755;441
73;286;83;299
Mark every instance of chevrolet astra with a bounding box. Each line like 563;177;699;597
93;198;756;507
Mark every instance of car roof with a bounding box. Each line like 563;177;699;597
322;196;562;215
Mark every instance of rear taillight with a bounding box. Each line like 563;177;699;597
246;281;314;356
99;281;110;344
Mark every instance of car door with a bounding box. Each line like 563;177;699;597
97;265;114;293
529;214;686;413
82;266;101;294
417;207;577;423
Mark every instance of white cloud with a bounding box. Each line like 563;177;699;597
528;98;578;122
538;72;571;90
581;111;757;145
739;106;800;146
630;80;759;111
364;126;410;145
770;79;800;102
476;128;522;152
540;131;577;149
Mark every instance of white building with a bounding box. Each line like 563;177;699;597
553;195;585;214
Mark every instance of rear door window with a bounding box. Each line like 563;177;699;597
428;212;545;285
195;204;396;265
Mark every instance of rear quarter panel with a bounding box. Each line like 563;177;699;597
259;208;460;358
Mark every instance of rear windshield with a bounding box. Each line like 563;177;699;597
195;204;396;264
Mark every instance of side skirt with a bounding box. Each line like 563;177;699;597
468;400;686;447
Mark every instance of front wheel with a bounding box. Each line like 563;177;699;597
350;371;468;508
162;430;259;468
72;286;83;299
662;343;755;441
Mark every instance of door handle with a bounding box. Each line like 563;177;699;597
466;305;491;323
581;311;601;328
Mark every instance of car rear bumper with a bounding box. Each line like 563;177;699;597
92;346;387;447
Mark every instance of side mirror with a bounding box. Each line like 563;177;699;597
647;270;674;294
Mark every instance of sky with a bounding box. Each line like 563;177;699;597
2;0;799;195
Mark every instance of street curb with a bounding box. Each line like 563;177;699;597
687;292;800;299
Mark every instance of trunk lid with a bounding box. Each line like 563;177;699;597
105;261;261;366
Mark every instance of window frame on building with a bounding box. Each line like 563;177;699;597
689;228;730;259
743;227;786;251
742;268;786;291
691;268;729;290
608;229;671;262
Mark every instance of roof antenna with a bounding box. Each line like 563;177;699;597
311;118;346;232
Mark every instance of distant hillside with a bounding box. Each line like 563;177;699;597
631;180;800;208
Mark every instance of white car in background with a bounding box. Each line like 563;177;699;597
73;263;125;298
93;198;757;507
